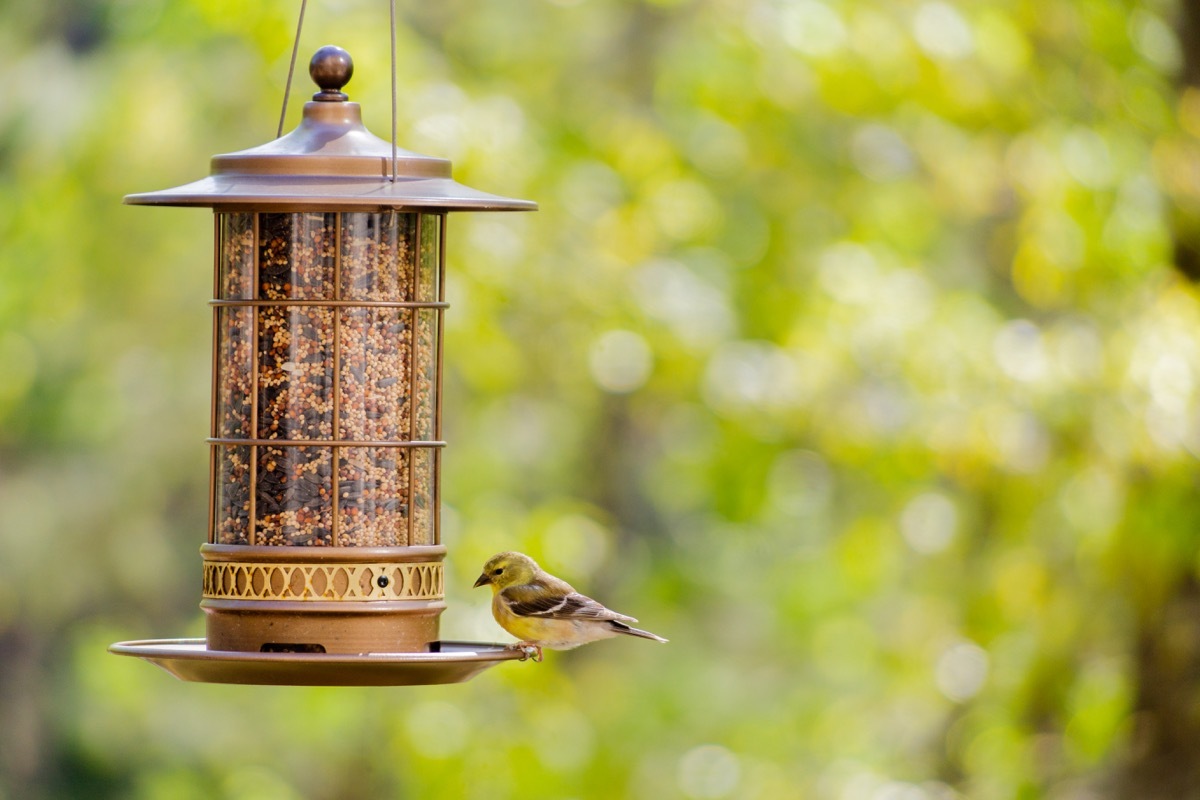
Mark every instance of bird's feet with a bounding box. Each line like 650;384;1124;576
510;642;543;662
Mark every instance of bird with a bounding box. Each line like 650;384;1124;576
473;551;668;661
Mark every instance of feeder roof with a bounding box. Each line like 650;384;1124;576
125;47;536;212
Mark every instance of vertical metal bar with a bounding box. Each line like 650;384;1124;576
208;448;217;545
434;213;446;546
332;213;342;546
209;213;220;544
406;214;419;546
248;213;260;546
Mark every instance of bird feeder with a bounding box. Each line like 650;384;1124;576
109;46;536;685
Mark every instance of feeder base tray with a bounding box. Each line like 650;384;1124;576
108;639;529;686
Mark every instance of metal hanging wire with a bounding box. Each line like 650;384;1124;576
390;0;398;182
277;0;309;139
276;0;402;184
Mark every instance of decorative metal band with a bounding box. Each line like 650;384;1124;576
202;561;443;602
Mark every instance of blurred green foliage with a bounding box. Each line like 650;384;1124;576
2;0;1199;797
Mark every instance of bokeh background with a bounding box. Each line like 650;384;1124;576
3;0;1200;797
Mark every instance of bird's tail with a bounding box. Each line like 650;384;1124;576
610;620;668;643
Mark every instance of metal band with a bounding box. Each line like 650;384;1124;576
202;560;443;601
208;438;446;448
209;299;449;309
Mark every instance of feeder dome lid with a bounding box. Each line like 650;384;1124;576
124;46;536;212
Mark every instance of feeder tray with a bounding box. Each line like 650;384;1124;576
110;46;536;685
109;639;530;686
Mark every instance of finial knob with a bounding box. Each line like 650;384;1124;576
310;45;353;102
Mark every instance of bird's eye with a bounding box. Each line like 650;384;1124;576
492;568;503;575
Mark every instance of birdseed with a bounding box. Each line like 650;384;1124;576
213;211;440;547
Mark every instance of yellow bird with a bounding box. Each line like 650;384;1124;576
473;551;668;661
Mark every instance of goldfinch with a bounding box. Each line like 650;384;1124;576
473;551;668;660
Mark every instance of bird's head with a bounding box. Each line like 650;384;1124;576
473;551;538;592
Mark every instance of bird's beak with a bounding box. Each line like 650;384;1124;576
473;573;490;588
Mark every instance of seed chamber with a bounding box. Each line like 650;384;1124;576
212;211;442;550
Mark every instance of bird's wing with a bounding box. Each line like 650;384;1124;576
500;584;637;624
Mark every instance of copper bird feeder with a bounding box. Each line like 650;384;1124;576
109;44;536;685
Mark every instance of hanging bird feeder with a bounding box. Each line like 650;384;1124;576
109;42;536;685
